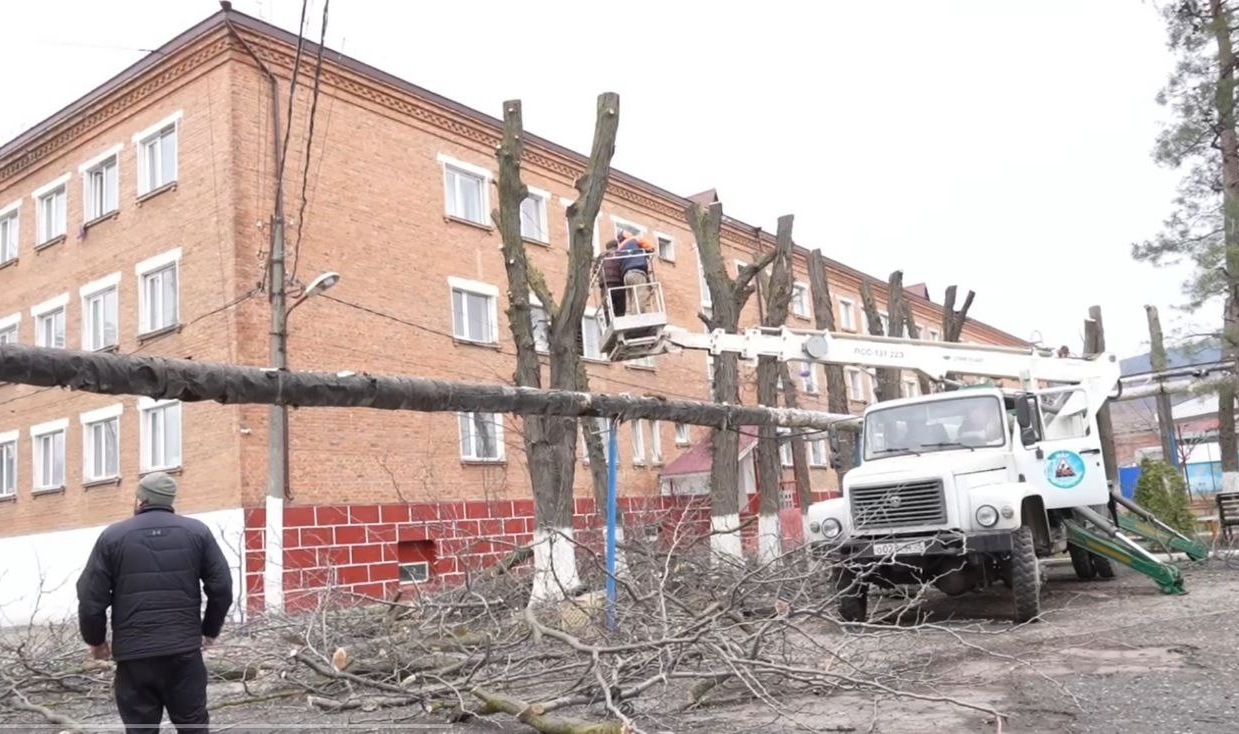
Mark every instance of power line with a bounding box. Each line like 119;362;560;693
289;0;330;284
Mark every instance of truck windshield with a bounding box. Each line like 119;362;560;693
864;395;1006;460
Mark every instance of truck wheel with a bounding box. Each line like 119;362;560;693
1091;553;1115;579
836;568;868;623
1068;545;1096;580
1011;526;1041;623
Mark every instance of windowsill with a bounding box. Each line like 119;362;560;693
137;323;182;343
0;494;14;503
137;182;177;204
0;258;16;271
658;256;676;264
140;465;183;477
32;486;65;497
460;459;506;466
792;313;811;322
633;461;648;468
624;363;656;372
581;357;611;365
453;337;501;351
523;237;551;248
83;476;121;489
804;391;821;397
444;215;493;232
89;343;119;354
34;235;66;252
675;442;690;448
83;211;119;231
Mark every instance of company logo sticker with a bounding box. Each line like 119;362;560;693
1045;450;1086;489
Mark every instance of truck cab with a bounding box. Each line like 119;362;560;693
806;385;1111;623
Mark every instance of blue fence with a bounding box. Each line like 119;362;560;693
1120;461;1228;498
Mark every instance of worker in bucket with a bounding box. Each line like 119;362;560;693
616;229;655;314
76;472;233;733
600;238;626;318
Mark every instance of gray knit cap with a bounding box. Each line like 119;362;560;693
137;472;178;507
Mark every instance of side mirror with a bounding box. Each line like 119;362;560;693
1015;395;1042;447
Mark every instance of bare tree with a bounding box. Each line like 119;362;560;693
1084;306;1119;488
858;279;893;402
493;94;619;603
753;216;795;563
1146;305;1179;466
940;285;976;343
807;251;854;486
900;299;934;396
687;200;779;561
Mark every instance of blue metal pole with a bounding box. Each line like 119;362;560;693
605;418;619;630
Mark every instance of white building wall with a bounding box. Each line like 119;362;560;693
0;508;246;627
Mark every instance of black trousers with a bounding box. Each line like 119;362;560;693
114;650;209;732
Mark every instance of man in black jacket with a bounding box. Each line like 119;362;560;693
77;471;233;733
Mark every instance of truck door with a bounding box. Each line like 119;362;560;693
1013;386;1109;509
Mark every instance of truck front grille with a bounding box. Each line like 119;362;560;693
849;479;947;530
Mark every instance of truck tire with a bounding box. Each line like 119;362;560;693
1068;545;1096;580
1011;526;1041;623
1091;553;1115;578
836;568;868;623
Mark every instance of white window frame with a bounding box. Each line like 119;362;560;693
778;427;794;468
438;153;492;226
31;293;69;349
520;186;551;244
878;311;890;335
791;282;810;318
528;293;550;354
928;329;941;342
448;276;499;345
810;438;828;467
458;412;505;462
610;215;646;242
135;248;181;335
801;364;820;394
580;307;604;361
650;420;663;464
30;418;68;492
32;174;69;245
654;231;675;262
696;249;712;307
79;144;122;221
80;403;122;483
903;379;920;398
632;419;647;465
80;272;121;351
838;298;856;330
846;368;864;401
133;111;181;195
399;561;430;583
0;429;17;498
138;397;182;473
0;199;19;265
674;422;691;446
0;312;19;345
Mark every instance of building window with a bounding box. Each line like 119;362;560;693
878;311;890;335
697;251;712;306
580;420;611;464
580;311;603;360
31;419;67;492
838;299;856;330
397;539;436;583
36;182;67;245
449;277;498;344
632;420;647;464
903;379;920;398
135;115;179;195
612;217;645;242
650;420;663;464
0;204;17;264
846;368;864;401
791;283;810;318
810;438;828;467
656;232;675;262
140;398;182;472
81;405;122;483
81;273;120;351
530;301;550;353
0;431;16;498
440;155;490;225
0;313;18;345
521;187;549;243
928;329;941;342
801;364;819;394
778;427;793;467
32;293;68;349
674;422;690;446
459;412;503;461
83;150;120;221
135;248;181;336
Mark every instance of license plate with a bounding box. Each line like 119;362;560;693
872;540;928;556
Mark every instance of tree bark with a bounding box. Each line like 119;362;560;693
1222;295;1239;491
807;251;854;486
777;362;813;536
687;200;779;561
900;299;934;396
858;279;889;401
941;285;976;343
1145;305;1178;468
1084;306;1118;489
754;215;795;563
874;271;906;401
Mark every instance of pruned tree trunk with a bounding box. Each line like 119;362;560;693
1084;306;1118;491
754;215;795;564
1222;295;1239;492
688;200;779;562
777;362;813;538
878;271;907;400
941;285;975;342
494;94;619;604
858;279;890;401
807;251;854;487
900;300;934;396
1145;305;1178;468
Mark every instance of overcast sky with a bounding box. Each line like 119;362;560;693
0;0;1198;358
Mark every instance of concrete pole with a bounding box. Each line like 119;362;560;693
265;213;287;614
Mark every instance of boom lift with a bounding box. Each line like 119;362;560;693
591;276;1207;622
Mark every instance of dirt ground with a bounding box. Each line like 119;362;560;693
9;557;1239;733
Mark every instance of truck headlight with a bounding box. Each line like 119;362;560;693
821;518;842;539
975;505;999;528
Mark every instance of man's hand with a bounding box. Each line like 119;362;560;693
202;636;216;649
88;642;111;660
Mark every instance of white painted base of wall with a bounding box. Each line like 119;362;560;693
711;513;742;562
756;512;781;565
264;494;284;613
529;526;581;604
0;508;246;627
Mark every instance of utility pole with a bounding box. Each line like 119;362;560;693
266;198;288;613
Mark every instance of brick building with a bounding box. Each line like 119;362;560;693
0;9;1026;620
